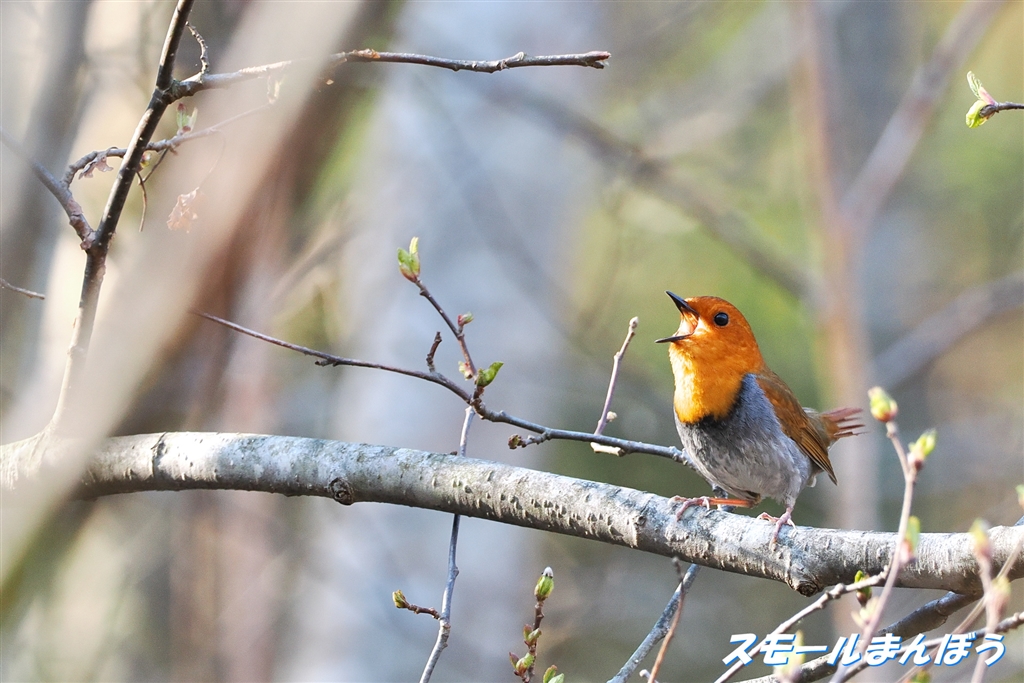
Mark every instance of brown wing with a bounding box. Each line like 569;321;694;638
755;370;838;484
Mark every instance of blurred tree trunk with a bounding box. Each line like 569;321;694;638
0;0;90;416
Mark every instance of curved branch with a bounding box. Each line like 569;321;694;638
874;271;1024;388
4;432;1020;597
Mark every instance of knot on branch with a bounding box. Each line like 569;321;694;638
328;476;354;505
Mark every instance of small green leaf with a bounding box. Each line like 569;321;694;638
392;589;408;609
397;237;421;282
475;361;504;387
543;666;562;683
967;71;995;104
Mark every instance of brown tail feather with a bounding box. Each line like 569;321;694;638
821;407;864;442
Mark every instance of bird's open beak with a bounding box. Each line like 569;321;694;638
655;291;699;343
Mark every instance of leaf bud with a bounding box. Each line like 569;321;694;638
908;429;936;470
868;387;898;423
397;237;421;282
853;570;872;607
970;518;992;563
544;666;564;683
475;361;504;387
534;566;554;601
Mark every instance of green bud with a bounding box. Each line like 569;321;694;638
510;653;523;675
966;99;990;128
524;627;541;646
535;566;554;601
397;237;421;282
909;671;931;683
515;654;535;673
475;361;504;387
392;589;408;609
853;570;872;607
175;102;198;135
458;312;474;327
868;387;898;423
970;518;991;562
908;429;936;469
543;666;562;683
508;434;524;449
458;361;473;380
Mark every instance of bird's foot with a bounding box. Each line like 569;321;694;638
673;495;753;520
758;507;795;546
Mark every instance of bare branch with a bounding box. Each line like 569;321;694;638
0;278;46;300
6;432;1020;596
874;271;1024;388
195;311;685;461
172;49;610;99
610;564;701;683
592;316;638;453
51;0;197;432
419;407;472;683
644;559;695;683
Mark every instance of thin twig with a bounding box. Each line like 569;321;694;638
0;278;46;300
645;559;693;683
170;49;610;99
978;101;1024;118
51;0;197;433
425;332;443;373
849;423;917;653
65;103;274;187
0;126;93;243
592;317;638;454
610;564;701;683
414;280;476;376
195;311;685;461
715;573;886;683
186;23;209;76
420;402;468;683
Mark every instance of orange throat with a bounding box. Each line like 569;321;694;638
669;344;751;424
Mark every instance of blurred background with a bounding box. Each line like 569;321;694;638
1;1;1021;681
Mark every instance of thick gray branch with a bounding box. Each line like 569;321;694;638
3;432;1021;596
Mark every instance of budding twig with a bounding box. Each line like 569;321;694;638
591;316;638;455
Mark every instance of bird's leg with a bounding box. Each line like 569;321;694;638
757;506;795;544
672;495;753;520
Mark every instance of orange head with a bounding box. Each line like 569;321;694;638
656;293;766;423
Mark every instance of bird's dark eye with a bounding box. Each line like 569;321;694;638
713;312;729;326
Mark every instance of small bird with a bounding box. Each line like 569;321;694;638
656;292;861;543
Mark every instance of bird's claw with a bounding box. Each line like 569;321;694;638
758;508;795;546
671;495;714;520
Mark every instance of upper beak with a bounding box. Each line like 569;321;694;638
655;291;698;344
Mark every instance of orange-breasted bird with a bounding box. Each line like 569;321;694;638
656;292;861;543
